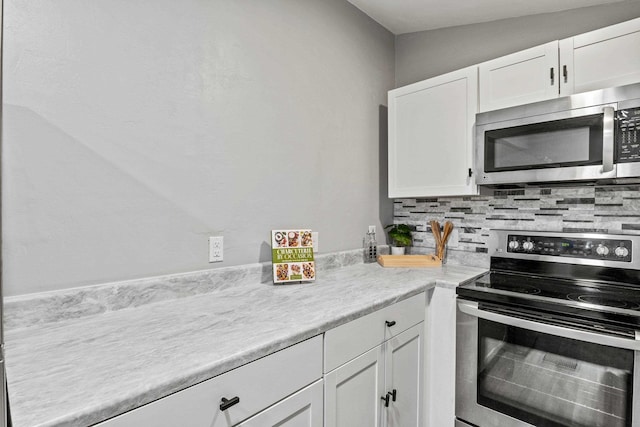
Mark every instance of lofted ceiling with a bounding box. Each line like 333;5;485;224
347;0;630;34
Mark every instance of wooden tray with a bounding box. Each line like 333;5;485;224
377;254;442;268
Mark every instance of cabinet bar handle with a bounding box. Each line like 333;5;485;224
468;168;473;178
220;396;240;411
381;393;390;407
385;320;396;327
563;65;568;83
390;389;397;402
550;67;555;85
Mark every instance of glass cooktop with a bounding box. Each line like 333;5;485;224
458;269;640;331
466;271;640;313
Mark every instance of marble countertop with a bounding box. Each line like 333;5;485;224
5;260;485;427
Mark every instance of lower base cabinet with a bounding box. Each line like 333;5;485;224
324;323;424;427
324;344;385;427
385;324;423;427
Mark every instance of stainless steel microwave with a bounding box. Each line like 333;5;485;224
475;83;640;186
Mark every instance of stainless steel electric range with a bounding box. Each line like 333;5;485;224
455;230;640;427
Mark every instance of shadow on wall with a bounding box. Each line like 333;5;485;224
378;105;393;244
3;105;211;296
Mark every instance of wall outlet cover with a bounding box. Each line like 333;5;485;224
209;236;223;262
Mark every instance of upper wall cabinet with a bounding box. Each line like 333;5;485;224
478;41;559;112
388;66;478;198
559;17;640;97
479;17;640;112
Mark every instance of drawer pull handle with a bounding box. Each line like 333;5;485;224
385;320;396;327
390;389;397;402
381;393;390;407
220;396;240;411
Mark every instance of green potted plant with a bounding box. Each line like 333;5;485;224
384;224;413;255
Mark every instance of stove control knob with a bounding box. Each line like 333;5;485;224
584;242;593;254
522;241;534;251
615;246;629;258
596;244;610;256
508;240;520;250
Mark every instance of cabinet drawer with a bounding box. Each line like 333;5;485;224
238;379;323;426
97;335;323;427
324;293;424;373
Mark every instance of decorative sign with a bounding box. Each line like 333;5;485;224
271;230;315;284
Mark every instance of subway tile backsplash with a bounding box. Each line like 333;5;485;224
393;184;640;268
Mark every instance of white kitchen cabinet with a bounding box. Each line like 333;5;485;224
324;294;425;427
238;380;323;427
384;324;423;427
324;293;425;373
388;66;478;198
479;17;640;112
559;17;640;96
478;41;559;112
423;286;457;427
324;344;385;427
95;335;323;427
390;17;640;191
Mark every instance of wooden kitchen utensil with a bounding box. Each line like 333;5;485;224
431;220;454;261
430;220;442;249
442;221;454;245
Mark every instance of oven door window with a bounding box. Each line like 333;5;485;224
484;114;604;172
478;319;633;427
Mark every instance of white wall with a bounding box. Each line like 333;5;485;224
2;0;395;296
395;1;640;87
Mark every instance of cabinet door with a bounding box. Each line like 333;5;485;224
478;41;559;112
384;323;423;427
238;380;323;427
560;17;640;97
388;66;478;198
324;344;385;427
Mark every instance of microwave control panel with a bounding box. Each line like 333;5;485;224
617;107;640;162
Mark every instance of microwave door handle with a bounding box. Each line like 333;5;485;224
601;106;615;173
458;300;640;351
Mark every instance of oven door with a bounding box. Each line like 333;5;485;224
456;300;640;427
475;104;616;185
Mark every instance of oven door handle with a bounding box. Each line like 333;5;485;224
458;300;640;351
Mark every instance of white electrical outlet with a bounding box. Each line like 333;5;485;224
209;236;223;262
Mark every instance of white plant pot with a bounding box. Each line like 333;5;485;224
391;246;406;255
